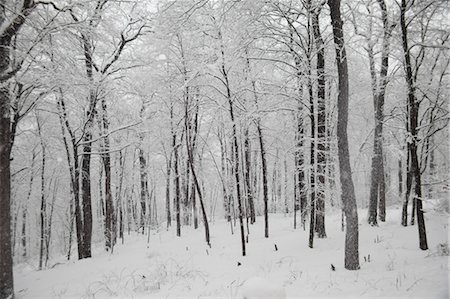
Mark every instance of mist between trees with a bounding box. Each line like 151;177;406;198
0;0;448;298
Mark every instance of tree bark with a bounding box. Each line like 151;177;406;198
312;4;327;239
37;114;47;270
368;0;393;226
308;69;316;249
328;0;360;270
99;97;113;251
400;0;428;250
257;122;269;238
0;1;36;296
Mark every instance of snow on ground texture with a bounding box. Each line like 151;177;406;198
15;207;448;298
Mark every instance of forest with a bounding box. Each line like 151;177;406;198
0;0;448;298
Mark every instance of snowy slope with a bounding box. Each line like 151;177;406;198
14;207;448;298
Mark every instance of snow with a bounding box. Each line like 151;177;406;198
238;277;286;299
14;206;448;298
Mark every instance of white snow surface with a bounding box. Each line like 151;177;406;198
14;207;449;298
238;277;286;299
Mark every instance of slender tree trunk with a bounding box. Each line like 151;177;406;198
166;153;172;229
402;147;412;226
312;5;327;239
244;128;255;223
21;150;35;258
284;157;288;215
308;70;316;249
400;0;428;250
173;133;181;237
98;97;114;251
368;0;393;226
398;157;403;198
257;122;269;238
37;114;47;270
378;150;386;222
219;29;246;256
328;0;360;270
138;147;148;234
45;178;58;267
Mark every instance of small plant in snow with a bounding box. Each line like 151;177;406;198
385;254;396;271
374;235;383;243
436;243;449;256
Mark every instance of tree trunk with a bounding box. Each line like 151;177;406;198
166;153;172;229
400;0;428;250
257;122;269;238
308;70;316;248
402;147;412;226
0;1;36;295
219;29;246;256
98;97;114;251
21;150;35;258
368;0;392;226
45;179;58;267
138;147;148;234
328;0;360;270
244;128;255;223
37;114;47;270
312;4;327;239
173;132;181;237
0;85;14;298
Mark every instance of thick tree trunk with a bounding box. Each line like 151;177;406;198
329;0;360;270
0;86;14;298
0;1;35;295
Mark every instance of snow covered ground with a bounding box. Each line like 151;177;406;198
14;206;448;298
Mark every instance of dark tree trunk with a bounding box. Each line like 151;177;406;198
367;0;392;226
173;133;181;237
257;122;269;238
400;0;428;250
398;158;403;198
244;128;255;224
99;97;114;251
0;86;14;298
296;113;307;230
166;153;172;229
37;115;47;270
0;1;35;296
378;151;386;222
402;147;412;226
138;147;148;234
308;70;316;249
328;0;360;270
312;4;327;239
219;28;246;256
